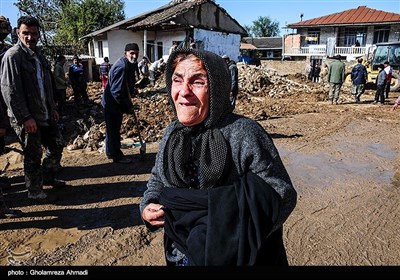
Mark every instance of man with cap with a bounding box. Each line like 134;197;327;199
327;55;345;105
222;54;239;110
101;43;140;163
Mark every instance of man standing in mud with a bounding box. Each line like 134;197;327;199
327;55;345;105
1;16;65;203
101;43;140;164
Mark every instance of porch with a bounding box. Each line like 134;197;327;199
283;45;369;59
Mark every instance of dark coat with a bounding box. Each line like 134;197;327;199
160;171;287;266
351;63;368;85
101;57;136;113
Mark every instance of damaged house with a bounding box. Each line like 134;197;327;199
82;0;247;78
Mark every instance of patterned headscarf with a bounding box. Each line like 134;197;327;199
164;49;232;189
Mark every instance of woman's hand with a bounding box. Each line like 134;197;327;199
142;203;165;227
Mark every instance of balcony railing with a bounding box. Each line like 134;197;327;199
284;45;368;58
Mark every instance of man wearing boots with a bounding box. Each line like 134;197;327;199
1;16;66;203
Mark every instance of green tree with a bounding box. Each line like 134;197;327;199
15;0;65;49
249;16;280;37
14;0;125;55
243;24;252;37
54;0;125;54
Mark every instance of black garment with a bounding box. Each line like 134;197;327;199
351;63;368;85
160;171;287;266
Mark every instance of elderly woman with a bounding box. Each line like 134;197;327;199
140;49;297;266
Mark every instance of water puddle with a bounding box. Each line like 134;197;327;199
278;141;397;190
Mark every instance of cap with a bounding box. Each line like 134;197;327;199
125;43;139;52
222;54;229;59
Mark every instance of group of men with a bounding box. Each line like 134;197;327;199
327;54;392;105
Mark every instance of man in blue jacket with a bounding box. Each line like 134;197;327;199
351;58;368;103
101;43;139;164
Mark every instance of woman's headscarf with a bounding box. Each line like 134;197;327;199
164;49;233;189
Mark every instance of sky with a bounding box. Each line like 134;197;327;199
0;0;399;35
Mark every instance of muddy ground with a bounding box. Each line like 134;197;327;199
0;60;400;272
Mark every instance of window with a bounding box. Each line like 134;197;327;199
337;27;367;47
306;28;320;45
98;41;103;58
373;26;390;44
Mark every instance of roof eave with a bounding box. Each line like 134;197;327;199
287;21;400;29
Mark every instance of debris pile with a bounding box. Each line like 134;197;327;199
62;63;343;152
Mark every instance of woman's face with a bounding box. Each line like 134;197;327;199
171;56;209;126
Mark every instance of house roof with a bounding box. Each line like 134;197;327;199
242;37;282;49
82;0;246;39
240;43;257;50
288;6;400;28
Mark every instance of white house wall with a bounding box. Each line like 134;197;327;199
194;28;241;61
153;30;187;61
102;30;144;64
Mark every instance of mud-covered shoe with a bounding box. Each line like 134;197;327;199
43;179;67;188
28;191;57;203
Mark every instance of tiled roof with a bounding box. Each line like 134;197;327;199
288;6;400;27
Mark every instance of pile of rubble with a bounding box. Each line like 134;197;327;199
63;63;334;153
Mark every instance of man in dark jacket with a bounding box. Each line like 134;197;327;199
69;55;89;107
101;43;139;164
351;58;368;103
1;16;65;203
222;55;239;110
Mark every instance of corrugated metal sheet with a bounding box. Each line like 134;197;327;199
288;6;400;27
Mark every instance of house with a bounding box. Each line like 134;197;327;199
283;6;400;62
81;0;247;80
241;37;282;60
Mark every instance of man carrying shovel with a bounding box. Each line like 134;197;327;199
101;43;143;164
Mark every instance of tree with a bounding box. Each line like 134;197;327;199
248;16;280;37
54;0;125;54
243;24;252;37
15;0;65;49
14;0;125;56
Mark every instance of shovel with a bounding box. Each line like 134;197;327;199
131;105;146;161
